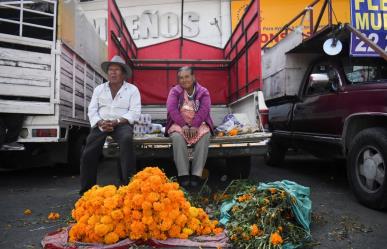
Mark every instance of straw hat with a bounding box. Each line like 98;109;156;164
101;55;132;77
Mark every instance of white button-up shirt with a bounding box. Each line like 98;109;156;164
88;81;141;127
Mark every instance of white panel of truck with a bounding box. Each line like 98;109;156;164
262;27;320;100
79;0;232;48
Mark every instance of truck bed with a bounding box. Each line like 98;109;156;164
104;132;270;159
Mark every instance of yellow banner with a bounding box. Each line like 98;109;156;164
231;0;351;46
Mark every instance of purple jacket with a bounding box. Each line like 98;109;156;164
165;82;214;136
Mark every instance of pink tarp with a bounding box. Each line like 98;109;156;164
41;226;231;249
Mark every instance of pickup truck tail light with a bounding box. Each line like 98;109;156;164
32;129;58;137
259;108;269;131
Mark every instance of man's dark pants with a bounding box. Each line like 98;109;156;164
0;114;25;146
80;124;135;194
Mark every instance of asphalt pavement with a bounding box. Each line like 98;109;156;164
0;155;386;249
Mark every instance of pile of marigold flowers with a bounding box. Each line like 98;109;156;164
222;180;310;249
69;167;223;244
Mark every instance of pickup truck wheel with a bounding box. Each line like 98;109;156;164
226;156;251;179
347;128;387;210
264;139;287;167
68;133;87;174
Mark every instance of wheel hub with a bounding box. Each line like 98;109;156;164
362;159;377;179
357;147;385;193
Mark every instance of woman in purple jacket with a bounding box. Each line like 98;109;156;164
165;66;214;189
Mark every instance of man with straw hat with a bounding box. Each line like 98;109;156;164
79;55;141;195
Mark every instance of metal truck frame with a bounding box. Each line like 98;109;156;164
103;0;270;178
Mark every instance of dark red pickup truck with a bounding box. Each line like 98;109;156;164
265;52;387;209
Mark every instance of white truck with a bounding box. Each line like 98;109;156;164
0;0;106;171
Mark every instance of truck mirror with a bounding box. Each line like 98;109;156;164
323;38;343;56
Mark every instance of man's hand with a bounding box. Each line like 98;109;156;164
112;119;120;128
98;120;114;132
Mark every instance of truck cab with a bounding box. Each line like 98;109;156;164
264;25;387;209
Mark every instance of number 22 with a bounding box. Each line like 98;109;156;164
355;33;379;52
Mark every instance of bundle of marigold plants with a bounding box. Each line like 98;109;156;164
69;167;223;244
223;180;310;249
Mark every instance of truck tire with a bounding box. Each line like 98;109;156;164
264;139;287;167
68;133;87;174
347;128;387;210
226;156;251;179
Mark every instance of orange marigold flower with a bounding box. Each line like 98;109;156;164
131;210;142;220
111;210;123;220
237;194;252;202
141;201;152;211
183;227;194;236
100;215;113;224
88;215;99;226
104;232;119;244
162;197;171;206
149;175;163;187
189;207;199;218
201;226;212;235
152;202;163;211
142;216;154;225
176;214;188;226
24;209;32;215
159;211;168;219
143;209;153;217
168;209;180;220
94;223;110;237
48;212;60;220
140;182;152;193
146;192;160;203
168;190;183;201
270;232;283;245
158;233;167;240
161;219;173;231
103;185;117;198
250;224;260;236
214;227;223;234
130;221;145;234
170;182;180;190
132;194;144;207
114;223;126;238
104;198;118;210
168;224;181;237
179;233;189;239
228;128;238;136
